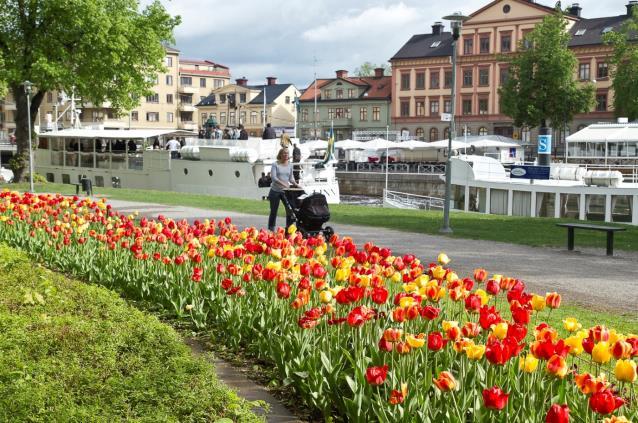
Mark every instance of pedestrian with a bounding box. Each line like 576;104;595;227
292;143;302;183
238;124;248;140
152;139;160;150
262;123;276;139
280;129;291;149
165;137;181;159
267;148;299;232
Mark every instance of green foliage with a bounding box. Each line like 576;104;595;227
603;9;638;120
499;11;594;128
354;62;390;77
0;244;261;422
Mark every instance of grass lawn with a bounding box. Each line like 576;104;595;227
0;244;261;422
9;182;638;252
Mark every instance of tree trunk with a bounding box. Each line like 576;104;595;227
10;84;44;183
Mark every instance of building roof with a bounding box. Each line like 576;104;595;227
298;76;392;102
180;58;230;69
469;0;559;19
196;84;294;107
568;15;632;47
163;44;180;53
390;32;453;61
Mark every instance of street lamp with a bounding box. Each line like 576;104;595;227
440;12;469;234
23;81;35;193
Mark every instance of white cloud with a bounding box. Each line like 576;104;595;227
302;3;422;42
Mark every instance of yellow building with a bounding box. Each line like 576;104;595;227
197;77;300;137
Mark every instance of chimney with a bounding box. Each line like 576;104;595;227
374;67;385;78
266;76;277;85
627;0;638;16
432;21;444;35
235;77;248;86
335;69;348;79
568;3;582;17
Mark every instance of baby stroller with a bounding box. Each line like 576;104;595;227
283;189;334;239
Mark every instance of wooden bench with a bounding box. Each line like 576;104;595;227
556;223;626;256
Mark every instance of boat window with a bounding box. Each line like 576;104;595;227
560;194;580;219
490;189;508;215
512;191;531;216
95;176;104;187
235;171;240;178
585;194;605;221
208;170;213;176
452;185;465;210
62;174;70;184
38;137;49;149
46;173;54;183
468;187;485;212
612;195;632;223
184;168;188;175
536;192;555;218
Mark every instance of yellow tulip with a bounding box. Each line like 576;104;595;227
608;329;621;345
564;335;584;355
562;317;582;332
491;274;502;282
399;296;415;308
415;274;429;288
391;272;402;283
335;268;349;282
442;320;459;332
603;416;631;423
531;295;546;311
319;290;333;303
475;289;489;305
437;252;450;265
614;359;637;383
407;333;426;348
431;266;446;280
359;275;371;287
403;282;418;293
287;224;297;234
446;271;459;283
592;342;612;364
519;355;539;373
465;344;486;360
492;322;508;340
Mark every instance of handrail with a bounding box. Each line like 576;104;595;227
336;162;446;175
383;189;445;210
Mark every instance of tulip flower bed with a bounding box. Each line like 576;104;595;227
0;190;636;422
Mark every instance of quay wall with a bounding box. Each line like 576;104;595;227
336;172;446;197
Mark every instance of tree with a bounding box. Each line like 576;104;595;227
603;9;638;120
499;10;594;131
354;62;390;77
0;0;180;182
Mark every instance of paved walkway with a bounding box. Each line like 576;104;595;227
108;199;638;314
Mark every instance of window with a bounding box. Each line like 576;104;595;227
597;62;608;78
324;90;331;99
166;75;173;86
430;71;439;89
463;38;473;55
479;127;488;136
165;56;173;67
501;34;511;52
146;112;159;122
430;99;440;115
220;94;226;104
229;112;235;125
463;69;473;87
480;36;490;54
416;100;425;116
131;111;139;121
179;94;192;105
372;106;381;121
302;109;308;122
167;112;174;122
240;93;247;103
220;112;226;124
499;68;509;86
400;100;410;117
359;107;367;121
250;111;257;124
462;99;472;115
47;92;53;103
240;111;246;123
444;99;452;113
462;126;471;136
522;30;533;49
285;96;291;104
579;63;590;81
596;93;607;111
201;113;207;122
328;108;334;119
430;41;441;48
415;72;425;90
443;127;450;139
401;73;410;90
180;76;192;86
348;89;355;98
479;98;488;115
336;89;343;99
415;128;425;140
166;94;173;104
214;79;223;88
575;28;586;36
200;78;206;88
444;71;452;88
430;127;439;141
146;93;159;103
479;69;489;86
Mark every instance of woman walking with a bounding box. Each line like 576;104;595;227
268;148;299;232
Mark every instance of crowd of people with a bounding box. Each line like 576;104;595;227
199;125;248;140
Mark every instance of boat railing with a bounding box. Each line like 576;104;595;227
337;161;445;175
578;163;638;183
383;189;445;210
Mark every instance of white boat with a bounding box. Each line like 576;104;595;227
449;155;638;225
34;128;340;203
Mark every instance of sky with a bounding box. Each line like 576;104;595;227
148;0;628;88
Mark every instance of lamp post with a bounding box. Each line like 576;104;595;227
440;12;469;234
23;81;35;193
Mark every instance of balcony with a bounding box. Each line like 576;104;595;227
2;102;16;111
178;102;197;112
178;122;198;131
178;85;198;94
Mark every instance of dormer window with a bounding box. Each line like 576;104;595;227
430;41;441;48
575;29;586;36
602;27;613;34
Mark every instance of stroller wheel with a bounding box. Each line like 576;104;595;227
322;226;334;240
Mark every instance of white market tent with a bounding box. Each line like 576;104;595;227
364;138;400;150
300;139;328;150
392;140;433;150
335;139;367;150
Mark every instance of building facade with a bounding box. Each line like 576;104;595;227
390;0;634;155
0;46;231;138
298;69;392;140
196;77;300;137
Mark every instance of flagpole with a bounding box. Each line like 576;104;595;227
385;125;389;197
263;80;267;128
314;55;318;140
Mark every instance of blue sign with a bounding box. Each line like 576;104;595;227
538;134;552;154
510;165;550;180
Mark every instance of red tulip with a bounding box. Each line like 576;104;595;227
486;279;500;295
482;386;509;411
371;287;389;304
588;389;625;415
464;293;482;313
479;306;502;330
486;340;512;365
427;332;445;351
510;302;531;325
473;268;488;283
420;305;441;320
545;404;570;423
365;364;389;386
276;281;291;299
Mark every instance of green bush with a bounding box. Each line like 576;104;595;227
0;244;261;422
